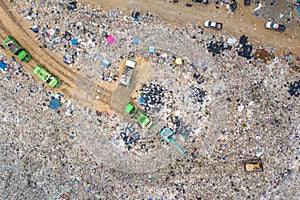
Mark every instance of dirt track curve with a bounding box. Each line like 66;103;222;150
0;0;113;112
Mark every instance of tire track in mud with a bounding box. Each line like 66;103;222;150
0;1;112;108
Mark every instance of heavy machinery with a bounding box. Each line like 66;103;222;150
2;36;32;62
160;127;187;157
119;59;136;87
125;103;153;129
243;158;263;172
33;65;60;88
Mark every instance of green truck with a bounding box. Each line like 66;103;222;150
125;103;153;129
33;65;60;88
2;36;32;62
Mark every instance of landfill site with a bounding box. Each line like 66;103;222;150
0;0;299;199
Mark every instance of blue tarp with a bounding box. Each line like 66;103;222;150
0;62;8;71
49;98;60;110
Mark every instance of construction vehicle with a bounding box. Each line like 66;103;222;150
125;103;153;129
243;158;263;172
2;36;32;62
160;127;187;157
33;65;60;88
119;59;136;87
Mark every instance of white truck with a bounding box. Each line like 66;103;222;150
119;59;136;87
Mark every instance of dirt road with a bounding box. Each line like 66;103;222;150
0;0;113;112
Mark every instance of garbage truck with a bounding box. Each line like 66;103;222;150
125;103;153;129
33;65;61;88
2;36;32;62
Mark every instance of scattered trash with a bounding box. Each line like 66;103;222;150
132;11;140;19
238;35;253;59
244;158;264;172
30;26;39;33
288;80;300;97
227;37;237;45
67;1;77;11
133;38;139;45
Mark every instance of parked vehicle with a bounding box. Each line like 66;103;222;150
125;103;153;129
2;36;31;62
265;22;286;32
204;21;223;30
33;65;61;88
120;59;136;87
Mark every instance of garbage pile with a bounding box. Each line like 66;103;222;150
206;38;232;57
189;85;207;104
238;35;253;59
287;80;300;97
139;82;165;110
229;0;238;12
67;1;77;11
120;126;140;151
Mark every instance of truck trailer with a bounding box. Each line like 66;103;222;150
119;59;136;87
125;103;153;129
33;65;60;88
2;36;31;62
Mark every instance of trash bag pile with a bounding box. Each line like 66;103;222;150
207;39;232;57
238;35;253;59
189;85;207;104
288;80;300;97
